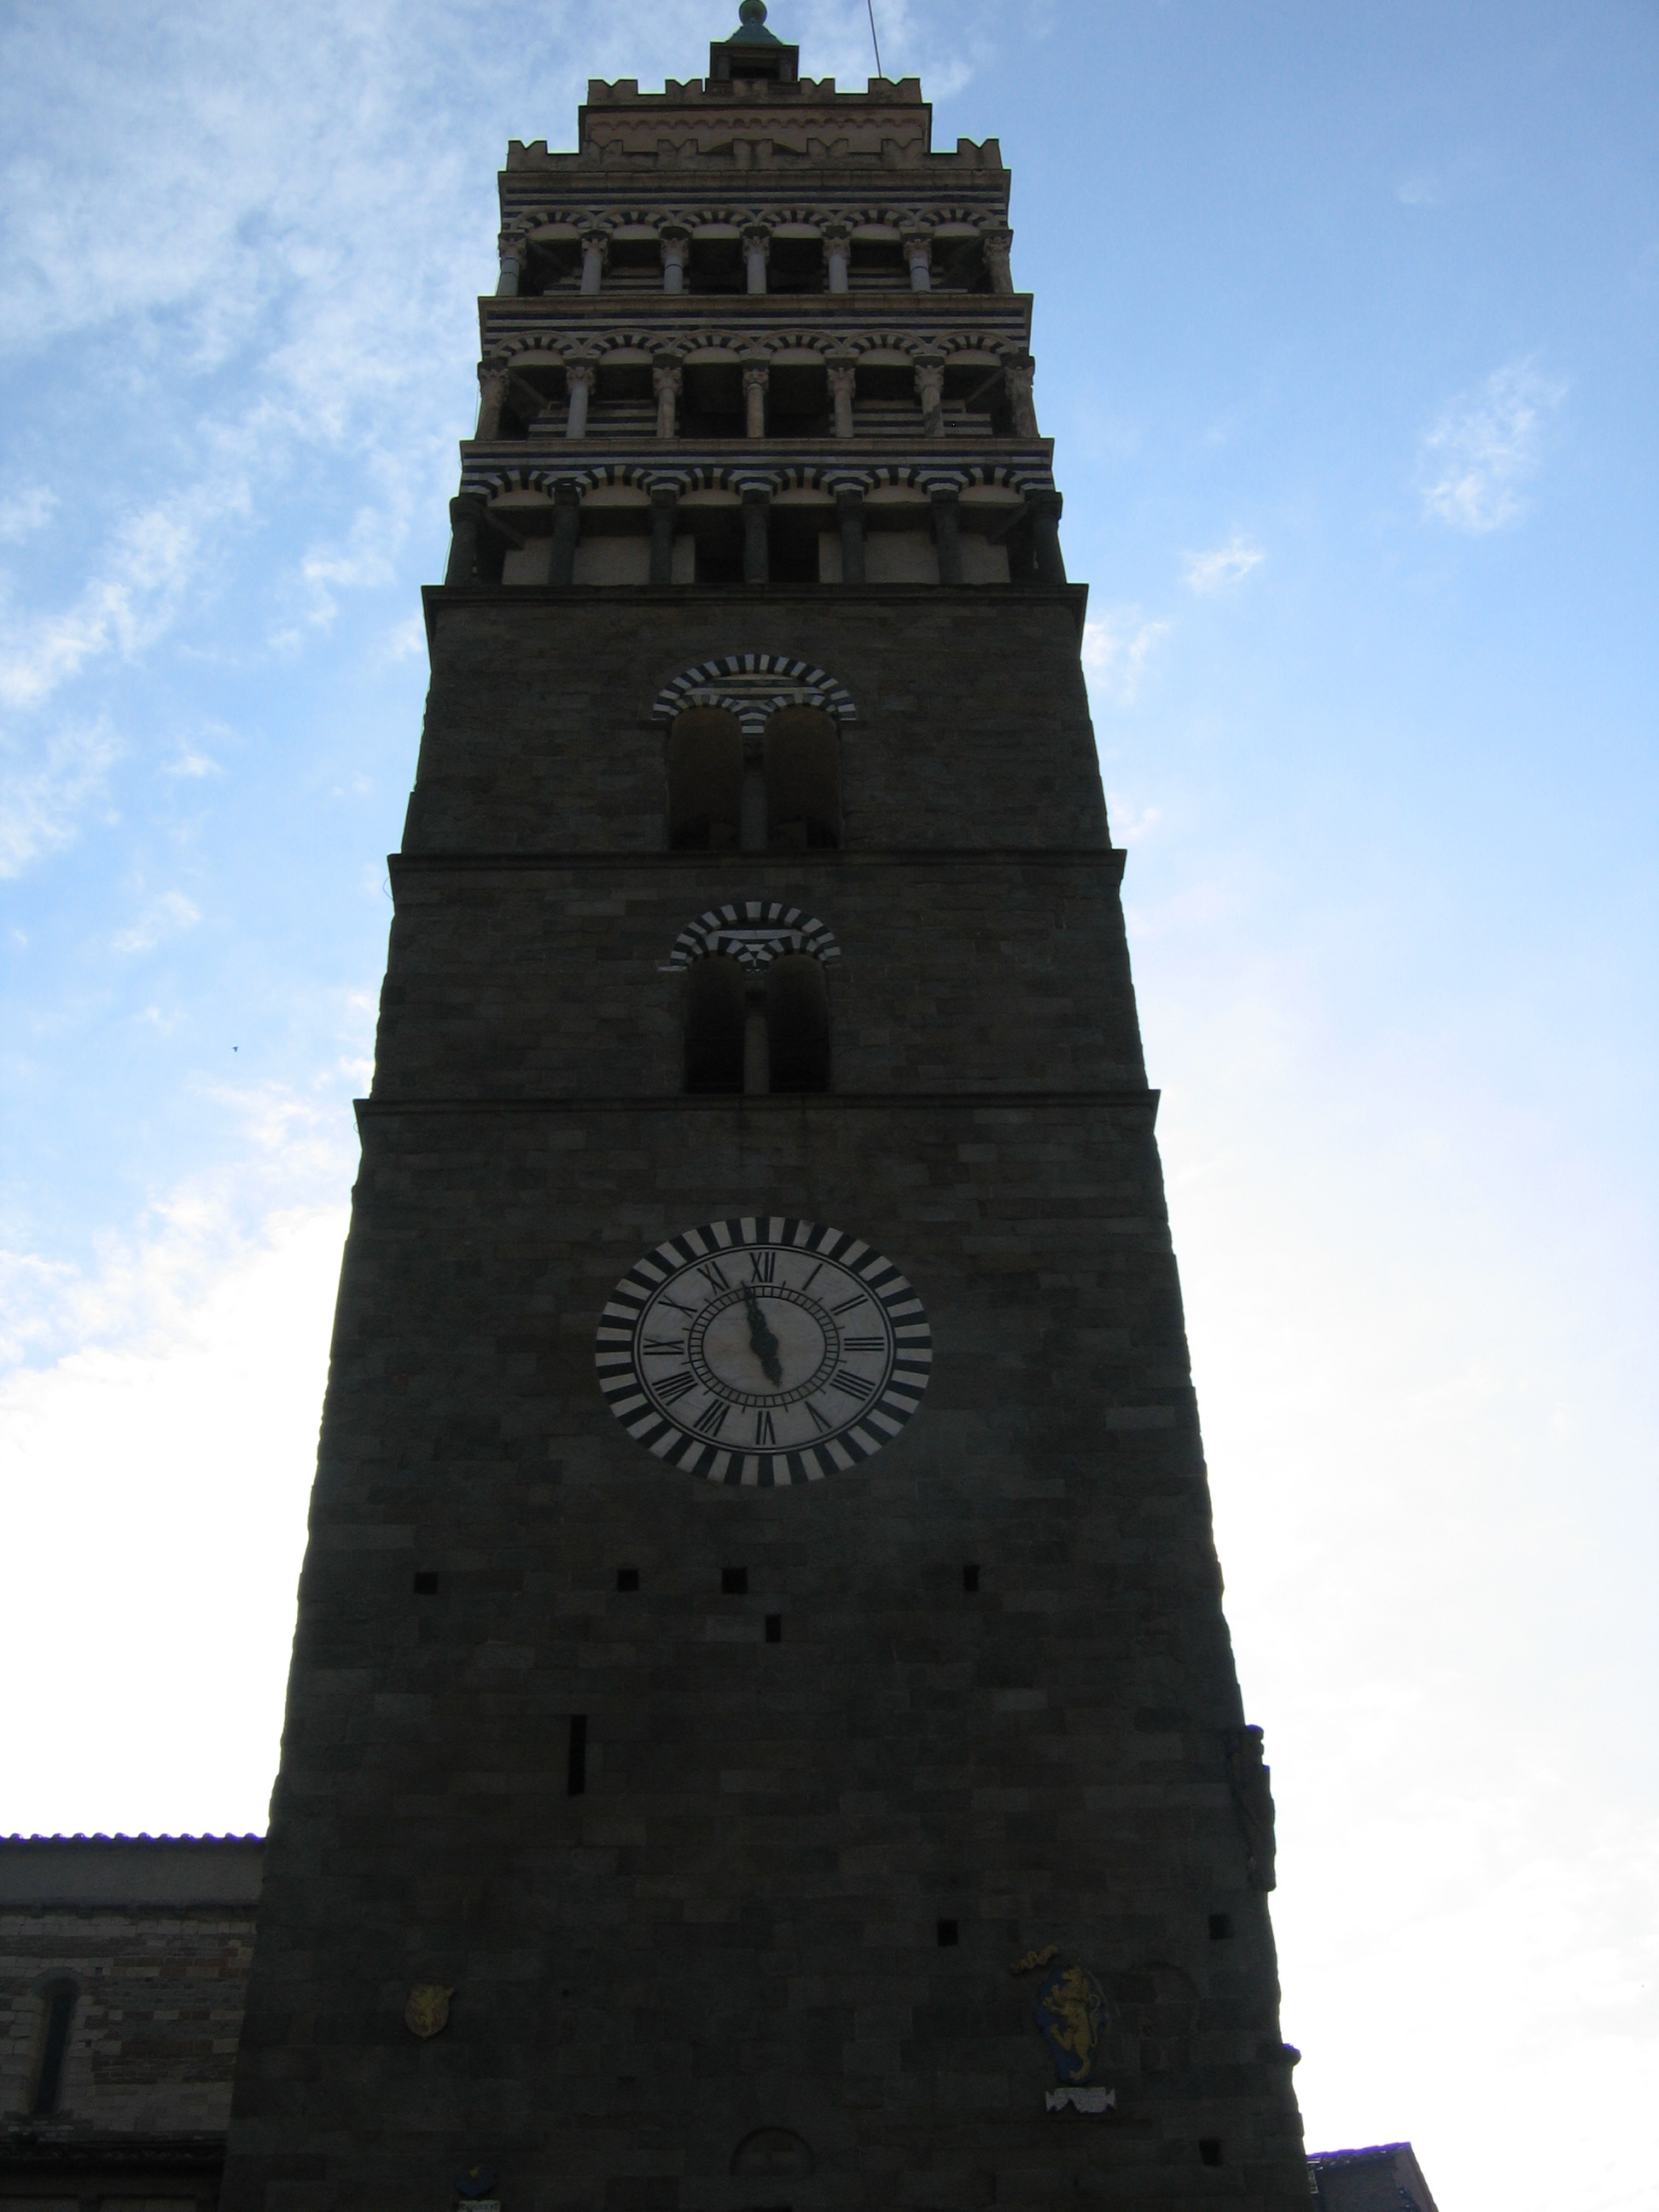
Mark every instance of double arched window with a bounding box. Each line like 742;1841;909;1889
684;953;831;1096
666;706;840;853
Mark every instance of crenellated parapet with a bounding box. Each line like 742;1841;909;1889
450;3;1052;595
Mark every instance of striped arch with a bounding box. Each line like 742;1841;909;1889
651;653;857;736
664;901;841;974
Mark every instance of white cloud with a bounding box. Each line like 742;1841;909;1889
164;748;224;778
1182;532;1265;594
1418;358;1567;533
0;1205;345;1835
0;480;243;711
1105;792;1162;843
112;889;201;955
1395;170;1441;207
0;486;56;541
0;717;120;876
1081;607;1172;705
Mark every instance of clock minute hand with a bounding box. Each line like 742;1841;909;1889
742;1285;784;1385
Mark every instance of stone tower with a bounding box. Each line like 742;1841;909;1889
221;10;1308;2210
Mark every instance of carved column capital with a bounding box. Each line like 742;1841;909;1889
822;219;851;293
653;357;683;439
660;224;690;293
495;232;526;297
474;357;511;440
1001;349;1039;438
914;352;946;435
902;226;934;291
742;223;771;295
742;360;771;439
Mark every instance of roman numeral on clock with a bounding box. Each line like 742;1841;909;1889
696;1259;730;1291
748;1249;777;1283
655;1370;696;1403
830;1294;867;1315
694;1399;729;1437
754;1408;776;1446
830;1369;874;1400
643;1336;684;1353
841;1336;885;1352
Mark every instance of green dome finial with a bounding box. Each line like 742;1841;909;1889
729;0;783;43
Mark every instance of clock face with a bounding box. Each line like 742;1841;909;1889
596;1217;932;1487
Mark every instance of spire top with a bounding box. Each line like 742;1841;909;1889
731;0;783;44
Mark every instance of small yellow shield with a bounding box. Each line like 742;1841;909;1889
405;1984;455;2039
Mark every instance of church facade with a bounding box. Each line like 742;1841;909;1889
7;12;1318;2210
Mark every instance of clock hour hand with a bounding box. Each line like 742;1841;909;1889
742;1285;783;1385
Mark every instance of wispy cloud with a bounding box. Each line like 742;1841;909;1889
1183;533;1265;595
1082;608;1172;705
0;718;120;876
0;482;242;711
0;486;57;541
1418;358;1567;533
112;890;201;955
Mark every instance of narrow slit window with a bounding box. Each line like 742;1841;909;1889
567;1714;588;1796
764;1614;782;1644
722;1566;748;1595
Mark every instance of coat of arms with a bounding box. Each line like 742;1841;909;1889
404;1983;455;2038
1011;1946;1117;2115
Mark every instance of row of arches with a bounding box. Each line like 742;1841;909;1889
497;218;1012;300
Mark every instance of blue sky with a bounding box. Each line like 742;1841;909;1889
3;3;1656;2207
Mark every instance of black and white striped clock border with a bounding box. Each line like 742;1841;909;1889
595;1216;932;1488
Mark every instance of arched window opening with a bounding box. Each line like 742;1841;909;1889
667;709;742;851
764;708;840;850
766;956;830;1092
684;957;746;1093
31;1978;79;2117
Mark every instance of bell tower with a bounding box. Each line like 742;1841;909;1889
222;9;1308;2209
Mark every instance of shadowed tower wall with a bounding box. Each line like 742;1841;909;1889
221;11;1308;2211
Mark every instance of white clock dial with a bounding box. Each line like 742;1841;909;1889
595;1217;932;1487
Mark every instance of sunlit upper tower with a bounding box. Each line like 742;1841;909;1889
220;11;1308;2210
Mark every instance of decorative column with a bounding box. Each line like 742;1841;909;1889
653;358;682;439
1002;351;1039;437
579;230;607;294
649;483;679;587
742;975;770;1095
444;494;486;587
549;480;582;586
827;355;857;439
902;227;934;293
823;221;850;294
831;480;866;584
742;224;771;295
1027;487;1067;585
742;361;770;439
740;738;767;854
565;359;596;439
985;225;1015;294
474;358;509;440
495;232;524;298
739;481;771;584
915;353;946;437
660;224;689;294
927;481;966;585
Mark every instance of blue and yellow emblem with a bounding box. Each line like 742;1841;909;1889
1033;1961;1106;2085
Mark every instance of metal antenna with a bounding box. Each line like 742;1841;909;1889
865;0;884;79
